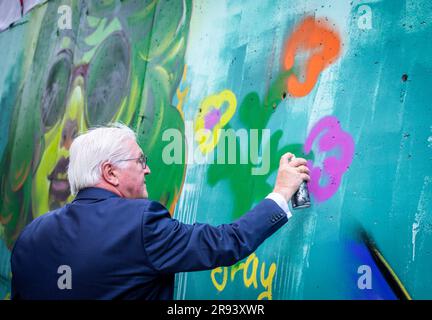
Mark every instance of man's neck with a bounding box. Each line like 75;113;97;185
93;182;124;198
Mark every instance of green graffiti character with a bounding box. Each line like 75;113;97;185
0;0;191;249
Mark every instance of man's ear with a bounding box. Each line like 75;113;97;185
101;162;120;186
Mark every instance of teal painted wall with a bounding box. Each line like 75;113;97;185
1;0;431;299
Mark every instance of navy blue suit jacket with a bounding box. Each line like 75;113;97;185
11;187;288;299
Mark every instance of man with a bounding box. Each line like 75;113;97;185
11;123;310;300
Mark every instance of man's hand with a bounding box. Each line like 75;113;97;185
273;153;311;202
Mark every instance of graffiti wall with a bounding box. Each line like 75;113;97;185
0;0;431;299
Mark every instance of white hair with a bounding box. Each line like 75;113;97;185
67;122;137;195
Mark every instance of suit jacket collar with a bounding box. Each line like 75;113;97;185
73;187;120;202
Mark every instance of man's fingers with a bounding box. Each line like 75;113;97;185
280;152;295;165
289;158;307;167
301;173;311;182
297;165;310;174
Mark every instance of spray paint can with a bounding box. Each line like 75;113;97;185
291;181;311;209
289;156;311;209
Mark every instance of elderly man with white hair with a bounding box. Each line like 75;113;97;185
11;123;310;300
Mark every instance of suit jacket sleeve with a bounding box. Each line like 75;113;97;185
141;199;288;274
